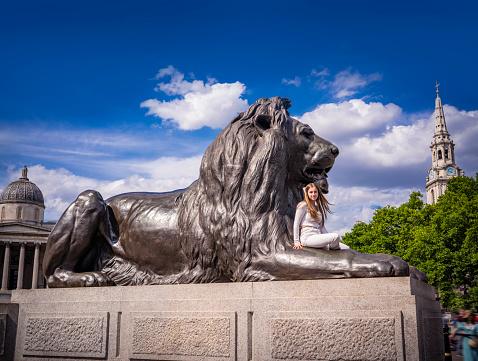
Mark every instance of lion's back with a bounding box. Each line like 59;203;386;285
107;189;185;229
105;189;190;276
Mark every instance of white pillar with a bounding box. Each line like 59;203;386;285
17;242;26;289
1;242;11;290
32;243;40;289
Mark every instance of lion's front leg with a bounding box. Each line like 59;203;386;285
361;252;427;282
251;248;412;281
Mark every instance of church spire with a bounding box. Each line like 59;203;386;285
426;84;462;205
434;82;449;138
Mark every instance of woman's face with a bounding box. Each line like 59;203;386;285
307;186;319;201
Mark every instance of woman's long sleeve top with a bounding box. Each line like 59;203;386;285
293;204;328;244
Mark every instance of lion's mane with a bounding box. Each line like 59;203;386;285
177;97;302;283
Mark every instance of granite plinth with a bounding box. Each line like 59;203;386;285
11;277;442;361
0;298;19;361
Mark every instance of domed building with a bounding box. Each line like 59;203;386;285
0;166;55;291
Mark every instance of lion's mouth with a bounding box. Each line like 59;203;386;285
303;166;332;180
301;166;332;192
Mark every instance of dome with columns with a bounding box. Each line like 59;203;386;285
0;165;53;293
0;166;44;207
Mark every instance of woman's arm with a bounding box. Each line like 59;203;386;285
451;323;463;337
293;204;307;248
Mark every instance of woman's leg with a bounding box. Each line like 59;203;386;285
301;231;341;250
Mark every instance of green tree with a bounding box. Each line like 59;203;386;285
343;174;478;310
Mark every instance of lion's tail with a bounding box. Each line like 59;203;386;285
101;256;181;285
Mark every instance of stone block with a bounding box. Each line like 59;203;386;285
0;314;5;356
11;277;443;361
0;300;19;361
129;312;235;360
268;312;402;361
19;312;108;359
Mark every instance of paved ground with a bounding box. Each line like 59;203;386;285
451;350;463;359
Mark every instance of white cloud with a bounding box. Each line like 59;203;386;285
331;68;382;98
311;68;329;77
127;155;202;179
282;66;382;97
311;68;330;90
153;65;177;79
343;117;432;167
141;66;248;130
299;99;402;140
325;185;418;235
0;127;147;153
282;76;301;87
442;106;478;176
152;65;216;96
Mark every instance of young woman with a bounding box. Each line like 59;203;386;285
293;183;349;250
451;310;478;361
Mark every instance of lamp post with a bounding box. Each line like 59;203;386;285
443;322;452;361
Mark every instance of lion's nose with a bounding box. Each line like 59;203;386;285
331;146;339;157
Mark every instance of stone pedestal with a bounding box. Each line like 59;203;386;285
0;297;19;361
11;277;442;361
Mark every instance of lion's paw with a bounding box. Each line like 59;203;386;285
80;272;114;287
47;268;114;288
409;266;428;283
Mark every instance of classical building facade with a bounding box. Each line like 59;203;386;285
0;166;55;291
425;85;463;204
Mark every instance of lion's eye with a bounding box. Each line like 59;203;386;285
301;128;314;139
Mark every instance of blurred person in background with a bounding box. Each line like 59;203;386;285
451;310;478;361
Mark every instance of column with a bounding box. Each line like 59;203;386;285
32;243;40;289
1;242;11;291
17;242;26;289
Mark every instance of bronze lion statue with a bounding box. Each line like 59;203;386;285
43;96;426;287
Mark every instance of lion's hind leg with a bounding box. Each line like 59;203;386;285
43;190;115;287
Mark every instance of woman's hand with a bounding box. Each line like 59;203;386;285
293;242;303;250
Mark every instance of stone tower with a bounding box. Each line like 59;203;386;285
425;84;462;204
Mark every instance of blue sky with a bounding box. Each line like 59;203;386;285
1;0;477;234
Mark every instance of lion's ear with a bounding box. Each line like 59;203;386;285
253;114;272;136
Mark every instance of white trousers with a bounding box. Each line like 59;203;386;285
300;228;350;250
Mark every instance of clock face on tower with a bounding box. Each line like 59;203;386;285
446;167;456;176
429;170;435;179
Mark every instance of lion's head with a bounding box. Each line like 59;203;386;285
178;97;339;282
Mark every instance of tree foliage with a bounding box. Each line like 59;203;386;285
343;174;478;310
